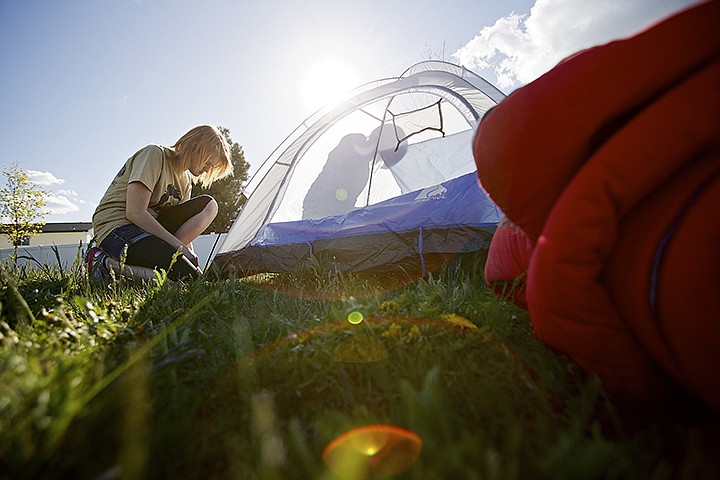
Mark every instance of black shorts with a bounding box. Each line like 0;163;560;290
99;195;213;280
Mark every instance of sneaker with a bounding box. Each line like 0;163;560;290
87;247;110;283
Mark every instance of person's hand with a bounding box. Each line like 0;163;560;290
182;245;199;267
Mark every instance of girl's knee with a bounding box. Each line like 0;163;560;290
202;196;218;219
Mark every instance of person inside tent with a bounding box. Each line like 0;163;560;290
302;125;408;219
371;123;408;185
302;133;378;219
88;124;233;282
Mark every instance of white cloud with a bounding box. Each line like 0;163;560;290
453;0;701;90
44;194;81;215
56;189;86;204
25;171;87;216
27;169;65;186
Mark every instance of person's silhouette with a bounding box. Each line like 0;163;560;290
302;126;408;219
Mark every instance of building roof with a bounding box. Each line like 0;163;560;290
1;222;93;233
41;222;93;233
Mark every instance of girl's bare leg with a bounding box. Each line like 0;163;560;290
105;257;163;282
174;198;218;245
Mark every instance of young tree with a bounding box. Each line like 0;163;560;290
192;126;250;233
0;162;49;257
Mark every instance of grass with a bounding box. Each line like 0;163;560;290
1;250;718;479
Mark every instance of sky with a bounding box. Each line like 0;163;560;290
0;0;701;223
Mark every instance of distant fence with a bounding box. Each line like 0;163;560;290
0;233;227;271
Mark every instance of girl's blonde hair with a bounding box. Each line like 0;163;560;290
173;125;233;188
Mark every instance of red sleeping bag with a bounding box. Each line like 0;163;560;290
474;0;720;408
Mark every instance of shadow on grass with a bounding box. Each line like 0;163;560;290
1;251;719;479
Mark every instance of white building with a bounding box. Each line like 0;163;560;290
0;222;224;270
0;222;93;249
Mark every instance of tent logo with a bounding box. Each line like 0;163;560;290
415;184;447;200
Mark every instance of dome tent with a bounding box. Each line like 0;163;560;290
213;61;505;278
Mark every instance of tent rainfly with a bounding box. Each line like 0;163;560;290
213;60;506;278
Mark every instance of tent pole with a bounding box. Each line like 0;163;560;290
365;100;393;206
203;232;222;272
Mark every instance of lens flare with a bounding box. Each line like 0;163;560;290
335;187;349;201
347;311;364;324
322;424;422;479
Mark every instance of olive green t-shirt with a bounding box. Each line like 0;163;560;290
92;145;192;245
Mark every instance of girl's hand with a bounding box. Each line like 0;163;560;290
182;245;199;267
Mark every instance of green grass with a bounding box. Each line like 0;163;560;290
1;252;718;479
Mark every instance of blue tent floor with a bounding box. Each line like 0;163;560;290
214;173;501;278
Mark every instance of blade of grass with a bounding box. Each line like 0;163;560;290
43;290;218;451
0;262;36;325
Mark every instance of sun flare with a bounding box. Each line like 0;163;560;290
302;58;359;112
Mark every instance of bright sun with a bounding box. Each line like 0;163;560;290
302;58;359;112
